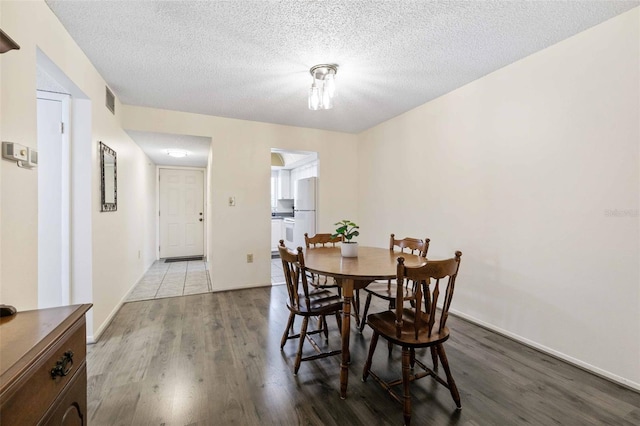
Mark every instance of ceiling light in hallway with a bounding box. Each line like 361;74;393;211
167;149;188;158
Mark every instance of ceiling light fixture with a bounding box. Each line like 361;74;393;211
308;64;337;110
166;149;188;158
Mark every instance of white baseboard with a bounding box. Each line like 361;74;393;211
210;281;273;293
89;263;154;343
449;309;640;392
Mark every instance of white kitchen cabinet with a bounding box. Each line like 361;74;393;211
278;170;291;199
271;219;283;251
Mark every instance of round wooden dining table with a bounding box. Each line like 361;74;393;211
303;246;427;399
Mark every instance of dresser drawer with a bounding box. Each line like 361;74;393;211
0;317;86;425
41;362;87;426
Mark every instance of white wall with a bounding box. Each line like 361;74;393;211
0;1;157;339
357;9;640;389
123;106;359;291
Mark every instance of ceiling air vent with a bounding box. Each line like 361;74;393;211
105;86;115;115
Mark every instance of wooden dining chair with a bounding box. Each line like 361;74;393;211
362;251;462;426
278;241;343;375
304;232;342;292
358;234;429;333
305;233;361;328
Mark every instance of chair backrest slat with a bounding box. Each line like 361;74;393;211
305;233;342;248
395;251;462;339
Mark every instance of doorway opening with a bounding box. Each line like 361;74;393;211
37;90;70;308
269;149;318;285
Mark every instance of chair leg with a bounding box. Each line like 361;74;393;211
354;289;361;325
387;300;395;357
359;293;373;333
335;311;342;335
437;344;461;408
402;347;412;426
294;316;309;375
362;331;379;382
281;312;295;349
322;316;329;340
290;315;296;334
410;348;416;369
430;346;438;371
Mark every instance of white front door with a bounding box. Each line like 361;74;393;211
159;168;204;258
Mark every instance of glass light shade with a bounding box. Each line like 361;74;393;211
325;74;336;98
308;84;320;110
321;85;333;109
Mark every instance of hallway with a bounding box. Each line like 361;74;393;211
126;260;212;302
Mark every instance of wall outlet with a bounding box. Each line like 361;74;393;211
246;253;253;263
228;196;236;206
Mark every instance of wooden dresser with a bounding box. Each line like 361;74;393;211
0;304;92;425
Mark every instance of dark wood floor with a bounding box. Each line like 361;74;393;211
87;285;640;425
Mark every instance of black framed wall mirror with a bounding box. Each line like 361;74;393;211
99;141;117;212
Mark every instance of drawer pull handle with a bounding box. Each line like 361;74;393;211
50;350;74;379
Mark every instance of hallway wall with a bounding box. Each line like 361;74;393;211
0;1;156;339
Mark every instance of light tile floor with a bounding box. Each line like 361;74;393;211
126;260;212;302
271;255;285;285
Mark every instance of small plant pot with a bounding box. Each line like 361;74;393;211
341;242;358;258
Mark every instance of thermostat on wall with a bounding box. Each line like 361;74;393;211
2;142;38;169
2;141;28;162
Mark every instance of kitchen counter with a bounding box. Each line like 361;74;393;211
271;213;293;219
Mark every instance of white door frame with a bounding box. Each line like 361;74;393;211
156;166;207;260
37;90;71;307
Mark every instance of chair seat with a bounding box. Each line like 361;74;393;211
367;309;450;347
362;281;417;301
288;292;343;316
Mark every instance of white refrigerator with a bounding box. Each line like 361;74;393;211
292;177;317;249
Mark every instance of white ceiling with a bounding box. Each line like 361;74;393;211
44;1;637;163
125;131;211;167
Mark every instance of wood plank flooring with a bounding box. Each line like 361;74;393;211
87;285;640;425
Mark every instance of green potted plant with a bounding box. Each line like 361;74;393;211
332;220;359;257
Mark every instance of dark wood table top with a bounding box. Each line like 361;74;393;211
303;246;427;282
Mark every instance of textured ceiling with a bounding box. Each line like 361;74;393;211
46;0;637;137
